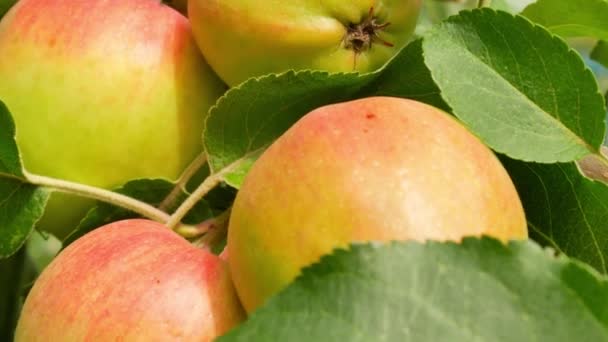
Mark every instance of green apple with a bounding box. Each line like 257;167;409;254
0;0;225;238
16;219;246;341
227;96;528;312
188;0;422;86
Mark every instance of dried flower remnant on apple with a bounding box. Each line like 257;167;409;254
343;7;394;67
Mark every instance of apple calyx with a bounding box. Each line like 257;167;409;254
343;7;393;55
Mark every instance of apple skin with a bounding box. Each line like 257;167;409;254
0;0;225;238
15;219;246;341
188;0;422;86
228;97;528;312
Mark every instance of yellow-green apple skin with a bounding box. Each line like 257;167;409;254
188;0;422;86
228;97;528;312
15;219;246;341
0;0;225;238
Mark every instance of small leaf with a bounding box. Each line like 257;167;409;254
592;41;608;69
25;231;61;274
63;179;213;247
220;240;608;341
219;149;265;188
0;178;49;258
0;101;24;178
0;102;51;258
423;9;606;162
522;0;608;40
503;157;608;274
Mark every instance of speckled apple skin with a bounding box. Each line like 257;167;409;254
0;0;225;237
188;0;422;85
228;97;528;312
16;219;245;341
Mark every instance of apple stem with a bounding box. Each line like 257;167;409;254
25;172;171;223
478;0;491;7
192;208;232;251
175;222;211;239
165;172;224;230
158;152;209;212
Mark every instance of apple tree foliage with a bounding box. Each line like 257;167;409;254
2;0;608;340
220;239;608;341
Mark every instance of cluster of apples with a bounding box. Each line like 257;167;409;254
2;0;528;340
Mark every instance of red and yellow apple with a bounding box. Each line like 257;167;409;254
0;0;225;238
15;219;245;341
188;0;422;85
227;96;528;312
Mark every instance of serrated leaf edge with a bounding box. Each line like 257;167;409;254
422;8;606;163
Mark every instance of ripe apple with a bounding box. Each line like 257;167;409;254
15;219;245;341
0;0;225;238
227;96;528;312
188;0;422;86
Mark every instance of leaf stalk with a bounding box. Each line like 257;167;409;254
25;172;171;223
165;172;224;230
158;152;209;211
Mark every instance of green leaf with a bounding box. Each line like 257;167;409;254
220;240;608;341
25;231;61;274
0;101;24;178
592;41;608;69
0;179;49;258
0;102;51;258
0;247;26;342
423;9;606;163
522;0;608;40
503;158;608;274
62;179;213;247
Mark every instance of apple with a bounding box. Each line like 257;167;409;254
188;0;422;86
15;219;245;341
227;96;528;312
0;0;225;238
